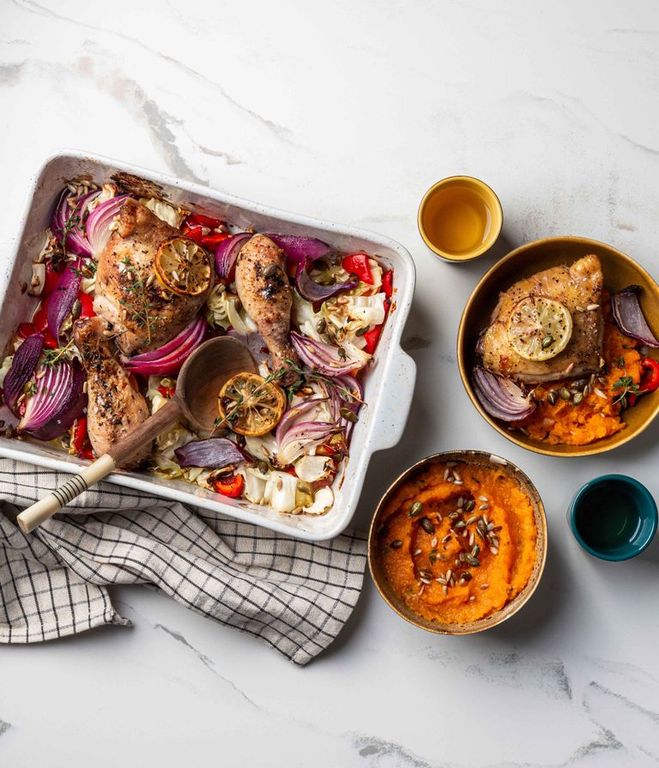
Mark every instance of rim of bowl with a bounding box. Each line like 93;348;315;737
417;175;504;263
367;450;548;635
568;473;658;561
456;235;659;457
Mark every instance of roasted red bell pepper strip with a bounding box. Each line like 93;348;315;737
212;473;244;498
201;232;230;249
43;262;62;295
382;269;393;298
186;212;223;230
157;384;175;399
182;224;206;245
78;291;95;319
342;253;373;284
639;357;659;393
363;324;382;355
72;417;94;460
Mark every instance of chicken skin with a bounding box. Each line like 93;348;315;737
479;254;604;384
73;317;151;467
94;198;210;356
235;234;299;373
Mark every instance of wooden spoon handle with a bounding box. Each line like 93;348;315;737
17;399;182;534
17;454;117;533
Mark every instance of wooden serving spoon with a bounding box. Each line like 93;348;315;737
17;336;256;534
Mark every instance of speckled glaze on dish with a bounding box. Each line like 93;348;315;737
368;450;547;635
0;150;417;541
457;236;659;457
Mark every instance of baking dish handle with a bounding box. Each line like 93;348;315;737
371;349;417;452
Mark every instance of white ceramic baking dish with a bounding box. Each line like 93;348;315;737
0;150;416;541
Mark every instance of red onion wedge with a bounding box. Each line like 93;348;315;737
18;360;87;440
51;188;99;257
215;233;251;282
275;396;328;444
277;420;342;466
122;316;207;376
266;234;331;271
175;438;246;468
48;261;81;340
611;285;659;348
472;366;536;422
86;195;128;255
291;332;370;376
296;266;357;306
3;333;44;416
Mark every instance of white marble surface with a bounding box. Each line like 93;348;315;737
1;1;658;765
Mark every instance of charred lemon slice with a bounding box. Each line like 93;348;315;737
218;373;286;437
155;237;211;296
507;297;573;361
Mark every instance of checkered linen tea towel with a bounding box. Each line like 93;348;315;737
0;458;367;665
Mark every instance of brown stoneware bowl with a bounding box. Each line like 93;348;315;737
457;236;659;457
368;450;547;636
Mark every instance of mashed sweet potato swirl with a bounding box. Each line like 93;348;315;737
377;463;537;624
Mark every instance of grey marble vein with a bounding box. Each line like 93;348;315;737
587;681;659;724
12;0;296;144
465;652;573;701
154;623;260;709
402;335;432;351
616;132;659;157
354;734;433;768
0;61;25;85
0;719;11;737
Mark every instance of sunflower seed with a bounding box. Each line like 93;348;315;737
443;468;450;480
547;390;557;405
587;303;600;310
594;388;607;399
466;555;480;567
413;548;422;556
490;547;499;555
436;576;447;585
464;500;475;512
431;537;438;547
442;585;448;595
471;545;480;557
478;495;489;502
441;534;452;544
390;540;403;549
454;520;466;529
479;503;489;511
466;515;478;525
445;569;453;581
480;583;489;590
457;497;464;508
469;595;476;602
469;533;475;547
487;522;495;531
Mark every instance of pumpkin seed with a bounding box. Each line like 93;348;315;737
546;390;557;405
572;392;584;405
466;555;480;567
420;517;435;534
559;387;571;401
409;501;423;518
541;335;554;349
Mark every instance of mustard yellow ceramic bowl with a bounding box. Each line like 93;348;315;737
457;236;659;457
368;450;547;635
417;176;503;262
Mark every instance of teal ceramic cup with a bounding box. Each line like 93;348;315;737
568;475;657;561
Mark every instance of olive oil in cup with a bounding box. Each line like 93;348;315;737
418;176;503;262
568;475;657;561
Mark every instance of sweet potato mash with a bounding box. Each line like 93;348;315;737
377;461;537;624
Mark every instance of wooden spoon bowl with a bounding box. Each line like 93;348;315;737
17;335;256;533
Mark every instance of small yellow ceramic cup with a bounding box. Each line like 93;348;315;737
418;176;503;262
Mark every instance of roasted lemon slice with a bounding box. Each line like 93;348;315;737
218;373;286;437
155;237;211;296
507;297;573;361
